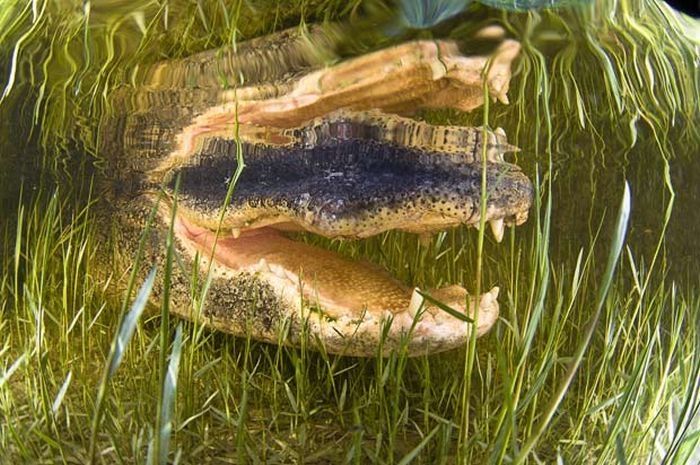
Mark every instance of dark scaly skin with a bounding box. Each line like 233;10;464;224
100;26;532;357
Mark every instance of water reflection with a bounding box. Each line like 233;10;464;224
0;2;697;283
547;129;699;279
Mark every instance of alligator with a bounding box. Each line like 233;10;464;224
101;25;533;357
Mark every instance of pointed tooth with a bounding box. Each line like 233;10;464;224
474;25;506;40
487;148;505;163
485;286;500;303
268;263;290;280
476;286;500;336
505;143;520;153
473;221;480;231
284;268;298;282
231;228;241;239
490;218;505;242
255;258;270;272
479;287;500;309
408;288;425;316
487;148;497;163
429;59;447;80
495;127;506;137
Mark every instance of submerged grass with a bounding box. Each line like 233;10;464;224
1;0;699;463
2;166;698;463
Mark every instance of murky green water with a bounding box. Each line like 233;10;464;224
2;28;697;277
542;127;699;278
1;0;698;463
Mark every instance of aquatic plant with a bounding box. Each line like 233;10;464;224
1;0;699;463
397;0;594;31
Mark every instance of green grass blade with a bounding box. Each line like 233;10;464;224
417;290;473;323
513;181;631;464
0;353;26;388
154;323;184;465
51;370;72;414
153;175;179;464
89;266;156;463
396;423;441;465
108;267;156;377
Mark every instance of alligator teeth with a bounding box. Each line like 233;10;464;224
481;286;500;306
284;268;299;282
408;287;425;317
474;24;506;39
429;59;447;80
255;258;270;272
418;233;432;247
487;149;504;163
269;263;291;281
490;218;505;242
495;127;506;137
231;228;241;239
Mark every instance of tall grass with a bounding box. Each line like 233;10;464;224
2;157;698;463
1;0;699;463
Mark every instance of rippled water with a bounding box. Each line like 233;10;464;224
2;24;696;275
551;135;699;278
0;0;698;461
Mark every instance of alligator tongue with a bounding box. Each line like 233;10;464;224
177;218;409;316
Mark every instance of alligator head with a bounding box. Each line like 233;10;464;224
102;25;533;356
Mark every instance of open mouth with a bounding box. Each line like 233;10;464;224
155;111;532;355
115;27;532;355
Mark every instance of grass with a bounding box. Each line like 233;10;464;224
1;0;700;463
2;148;698;464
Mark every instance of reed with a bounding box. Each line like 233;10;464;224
1;0;698;463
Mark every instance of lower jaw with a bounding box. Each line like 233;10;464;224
173;213;500;356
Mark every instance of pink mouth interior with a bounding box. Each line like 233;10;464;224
172;211;501;354
175;215;413;319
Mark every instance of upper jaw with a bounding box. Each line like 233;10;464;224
159;110;533;242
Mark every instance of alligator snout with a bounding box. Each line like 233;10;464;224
106;25;532;356
167;114;532;240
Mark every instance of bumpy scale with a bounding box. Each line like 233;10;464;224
102;25;532;356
